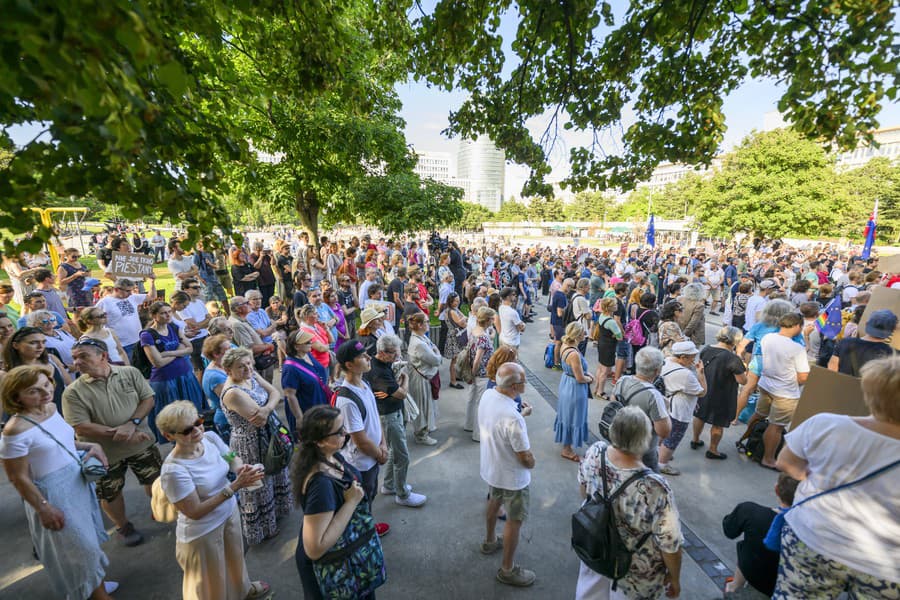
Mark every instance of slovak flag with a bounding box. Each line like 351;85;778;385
861;207;877;260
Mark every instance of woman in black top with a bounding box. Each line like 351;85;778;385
292;405;366;600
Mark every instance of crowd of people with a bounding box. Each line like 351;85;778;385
0;227;898;599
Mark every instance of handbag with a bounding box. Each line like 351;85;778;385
763;457;900;552
151;476;179;523
17;414;108;482
257;412;295;475
253;351;278;372
313;476;386;599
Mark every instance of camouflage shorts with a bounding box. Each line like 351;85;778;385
773;521;900;599
488;485;530;522
95;445;162;502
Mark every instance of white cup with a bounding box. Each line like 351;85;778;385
244;463;265;491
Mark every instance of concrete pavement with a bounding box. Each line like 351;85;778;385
0;309;775;599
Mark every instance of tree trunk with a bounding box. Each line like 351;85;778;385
294;189;320;254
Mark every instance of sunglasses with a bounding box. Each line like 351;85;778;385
323;426;346;438
173;417;204;436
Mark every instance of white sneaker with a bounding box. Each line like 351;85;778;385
104;581;120;594
379;483;412;496
659;463;681;476
415;435;438;446
395;491;427;507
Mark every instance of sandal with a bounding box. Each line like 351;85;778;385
560;452;581;463
245;581;271;600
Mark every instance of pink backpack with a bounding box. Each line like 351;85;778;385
623;310;649;346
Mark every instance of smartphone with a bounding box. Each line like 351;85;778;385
156;290;166;301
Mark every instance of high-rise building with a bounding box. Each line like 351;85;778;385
457;137;505;212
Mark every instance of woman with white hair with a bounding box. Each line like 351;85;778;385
676;283;707;346
657;341;707;476
691;326;748;460
576;406;683;599
157;401;270;600
28;310;77;371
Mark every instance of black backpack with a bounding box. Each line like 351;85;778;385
598;378;648;441
563;293;583;326
131;328;163;379
572;447;651;589
742;419;783;463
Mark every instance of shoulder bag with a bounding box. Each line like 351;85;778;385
312;473;387;598
17;414;108;483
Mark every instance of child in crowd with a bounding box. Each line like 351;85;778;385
722;473;799;596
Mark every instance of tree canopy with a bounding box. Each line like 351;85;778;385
414;0;897;197
2;1;896;253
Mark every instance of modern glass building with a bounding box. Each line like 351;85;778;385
457;137;505;212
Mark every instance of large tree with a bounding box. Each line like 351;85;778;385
692;129;838;238
835;157;900;243
413;0;897;197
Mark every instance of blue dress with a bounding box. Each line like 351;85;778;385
554;348;590;448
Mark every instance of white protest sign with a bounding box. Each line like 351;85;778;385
109;252;155;279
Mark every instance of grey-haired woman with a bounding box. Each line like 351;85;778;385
575;406;683;599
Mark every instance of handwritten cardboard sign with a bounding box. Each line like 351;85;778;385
858;286;900;350
876;253;900;275
790;366;868;430
109;252;154;279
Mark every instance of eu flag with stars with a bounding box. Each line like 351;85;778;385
816;297;843;339
646;214;655;248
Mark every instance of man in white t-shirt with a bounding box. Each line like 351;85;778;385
96;276;155;360
498;288;525;348
479;363;536;587
755;312;809;468
167;240;199;292
333;340;390;535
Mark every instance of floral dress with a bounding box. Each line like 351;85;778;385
223;376;293;545
468;331;493;377
576;441;683;599
442;309;464;360
60;262;93;308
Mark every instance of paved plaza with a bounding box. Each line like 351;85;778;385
0;315;775;599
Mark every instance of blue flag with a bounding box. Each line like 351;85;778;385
646;214;655;248
815;297;843;339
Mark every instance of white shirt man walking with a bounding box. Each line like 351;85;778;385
479;363;536;587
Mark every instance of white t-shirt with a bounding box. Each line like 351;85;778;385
758;332;809;399
96;293;148;347
168;255;196;291
572;293;591;336
743;294;768;331
160;432;236;544
478;388;531;490
784;414;900;582
335;380;381;472
841;285;860;304
498;304;523;347
180;299;210;340
0;411;75;479
660;360;704;422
